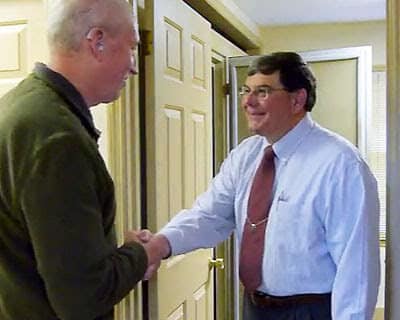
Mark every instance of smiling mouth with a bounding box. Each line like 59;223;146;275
247;113;265;117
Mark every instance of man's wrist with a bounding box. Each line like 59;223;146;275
154;234;172;259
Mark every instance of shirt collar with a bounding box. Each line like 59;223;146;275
33;62;101;142
269;113;315;162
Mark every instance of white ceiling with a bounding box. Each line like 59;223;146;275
230;0;386;26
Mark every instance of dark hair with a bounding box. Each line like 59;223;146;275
248;52;317;111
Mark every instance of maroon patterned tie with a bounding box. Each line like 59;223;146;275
239;146;275;291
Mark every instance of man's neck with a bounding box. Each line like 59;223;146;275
48;52;95;107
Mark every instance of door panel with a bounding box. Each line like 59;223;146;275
144;0;213;319
0;0;48;98
309;59;357;144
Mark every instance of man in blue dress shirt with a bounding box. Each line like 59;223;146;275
143;52;380;320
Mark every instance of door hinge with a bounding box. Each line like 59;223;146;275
140;30;153;56
222;83;231;95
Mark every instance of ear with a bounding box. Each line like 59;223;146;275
86;27;105;60
290;88;307;113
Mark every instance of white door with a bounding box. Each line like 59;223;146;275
143;0;214;319
0;0;48;98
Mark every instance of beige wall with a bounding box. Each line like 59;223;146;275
260;21;386;66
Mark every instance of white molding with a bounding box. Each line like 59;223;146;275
385;0;400;318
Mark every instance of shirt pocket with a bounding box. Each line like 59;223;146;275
269;195;304;241
270;194;324;254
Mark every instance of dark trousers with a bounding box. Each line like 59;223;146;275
242;292;332;320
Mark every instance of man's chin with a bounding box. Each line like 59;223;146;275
248;126;269;139
105;91;122;104
247;123;261;135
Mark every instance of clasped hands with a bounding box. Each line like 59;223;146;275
124;229;171;280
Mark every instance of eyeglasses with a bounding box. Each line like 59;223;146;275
239;85;287;100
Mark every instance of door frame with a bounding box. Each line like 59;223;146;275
386;1;400;319
211;50;235;320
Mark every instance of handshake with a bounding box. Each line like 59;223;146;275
124;230;171;280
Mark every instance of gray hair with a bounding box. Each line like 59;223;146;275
47;0;137;52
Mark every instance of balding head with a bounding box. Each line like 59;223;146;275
46;0;139;107
47;0;138;53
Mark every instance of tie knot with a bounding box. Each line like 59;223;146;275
264;145;275;161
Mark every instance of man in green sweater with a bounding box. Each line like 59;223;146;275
0;0;161;319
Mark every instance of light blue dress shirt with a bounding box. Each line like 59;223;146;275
159;113;380;320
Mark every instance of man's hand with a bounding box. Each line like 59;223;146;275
142;233;171;279
124;229;142;244
124;229;171;280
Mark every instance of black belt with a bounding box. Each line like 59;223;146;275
249;291;331;308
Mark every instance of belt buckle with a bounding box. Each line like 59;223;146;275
250;292;275;308
249;292;261;307
250;292;293;308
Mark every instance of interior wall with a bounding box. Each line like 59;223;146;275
260;20;386;66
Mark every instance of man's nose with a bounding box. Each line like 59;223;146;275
130;55;138;75
243;92;258;107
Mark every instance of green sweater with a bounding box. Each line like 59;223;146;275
0;66;147;320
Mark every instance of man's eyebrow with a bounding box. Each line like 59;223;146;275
244;85;272;89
